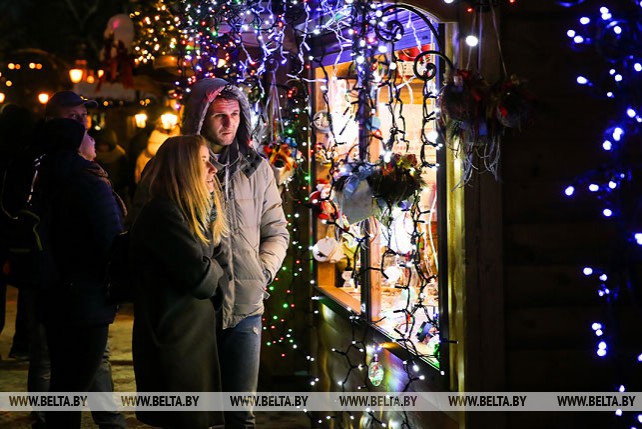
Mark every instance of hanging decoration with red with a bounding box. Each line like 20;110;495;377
437;2;535;185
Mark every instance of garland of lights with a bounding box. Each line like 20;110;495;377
564;1;642;427
261;77;313;361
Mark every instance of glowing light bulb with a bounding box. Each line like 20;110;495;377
603;208;613;217
583;267;593;276
603;140;612;151
577;76;589;85
612;127;624;141
37;93;49;105
465;35;479;47
580;17;590;24
564;186;575;196
589;184;599;192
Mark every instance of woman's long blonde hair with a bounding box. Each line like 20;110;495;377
146;135;227;245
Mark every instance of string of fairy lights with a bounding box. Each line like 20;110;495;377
129;0;522;428
564;1;642;427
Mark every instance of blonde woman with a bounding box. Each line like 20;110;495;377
129;135;227;429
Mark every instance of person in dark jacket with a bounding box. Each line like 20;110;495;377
130;135;228;429
25;92;126;429
36;118;124;428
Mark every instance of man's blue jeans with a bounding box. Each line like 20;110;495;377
218;314;262;429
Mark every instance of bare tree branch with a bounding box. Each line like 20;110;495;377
63;0;100;29
62;0;101;60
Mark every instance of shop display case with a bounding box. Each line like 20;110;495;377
311;9;447;370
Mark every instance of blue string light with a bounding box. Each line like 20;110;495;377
564;1;642;426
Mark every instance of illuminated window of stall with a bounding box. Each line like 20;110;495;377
312;15;444;369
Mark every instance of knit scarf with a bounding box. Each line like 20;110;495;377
84;161;128;218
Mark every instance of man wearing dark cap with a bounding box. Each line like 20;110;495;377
44;90;98;130
23;91;126;429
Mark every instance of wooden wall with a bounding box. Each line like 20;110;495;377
495;2;635;428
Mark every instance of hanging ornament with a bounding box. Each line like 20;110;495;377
368;353;385;387
494;75;536;129
368;153;424;210
312;110;332;133
438;69;491;144
333;163;377;224
312;237;344;263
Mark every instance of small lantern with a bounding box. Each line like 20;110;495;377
69;59;88;84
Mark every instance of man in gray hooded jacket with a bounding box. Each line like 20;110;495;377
130;78;289;428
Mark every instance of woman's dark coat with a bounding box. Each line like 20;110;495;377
38;150;122;325
130;197;226;428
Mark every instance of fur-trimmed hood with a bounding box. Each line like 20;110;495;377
181;77;253;149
